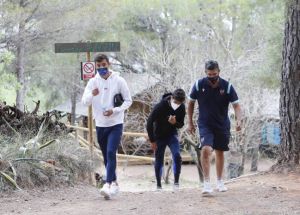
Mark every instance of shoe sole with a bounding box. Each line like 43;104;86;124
110;191;119;197
202;191;213;197
104;195;110;200
216;187;228;192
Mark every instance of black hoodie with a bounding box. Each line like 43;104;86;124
146;93;186;142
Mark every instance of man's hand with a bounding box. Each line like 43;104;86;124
151;142;157;151
168;115;176;125
92;88;99;96
188;122;196;134
236;120;242;132
103;109;113;116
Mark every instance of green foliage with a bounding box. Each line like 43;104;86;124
116;0;284;88
0;0;286;108
0;49;18;104
249;0;285;88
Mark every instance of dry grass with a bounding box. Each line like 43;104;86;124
0;130;101;191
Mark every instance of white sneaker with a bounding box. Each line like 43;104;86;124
110;182;120;196
100;183;111;200
202;181;213;196
156;186;163;191
217;180;228;192
173;183;180;191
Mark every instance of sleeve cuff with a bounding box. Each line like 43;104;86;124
112;107;121;113
231;100;239;104
82;94;93;106
188;96;196;101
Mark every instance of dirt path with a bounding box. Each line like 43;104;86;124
1;171;300;215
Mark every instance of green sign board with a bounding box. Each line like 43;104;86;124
55;42;120;53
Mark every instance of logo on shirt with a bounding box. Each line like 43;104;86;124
220;89;225;95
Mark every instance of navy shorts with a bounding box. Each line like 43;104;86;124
198;126;230;151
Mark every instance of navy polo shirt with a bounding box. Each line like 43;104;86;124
189;77;239;131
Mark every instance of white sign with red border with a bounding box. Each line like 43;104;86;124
81;61;96;80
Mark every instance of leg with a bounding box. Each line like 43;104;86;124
96;127;108;168
97;127;114;199
198;127;215;195
214;131;230;180
106;124;123;183
215;150;225;180
168;135;182;184
200;146;214;195
155;140;167;188
201;146;213;181
198;128;214;182
214;131;230;192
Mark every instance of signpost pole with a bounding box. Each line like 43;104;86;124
86;51;95;185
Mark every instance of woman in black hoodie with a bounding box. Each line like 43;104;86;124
147;89;186;189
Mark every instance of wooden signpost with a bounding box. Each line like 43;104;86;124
55;42;120;184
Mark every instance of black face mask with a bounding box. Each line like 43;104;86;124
208;76;219;82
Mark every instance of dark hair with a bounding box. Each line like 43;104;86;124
94;54;110;63
172;88;186;103
205;60;219;70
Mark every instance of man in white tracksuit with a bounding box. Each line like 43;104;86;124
82;54;132;200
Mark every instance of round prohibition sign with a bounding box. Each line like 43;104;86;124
83;62;95;74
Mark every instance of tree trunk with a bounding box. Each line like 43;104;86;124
279;0;300;165
70;83;78;125
70;91;77;125
70;53;82;125
16;20;26;111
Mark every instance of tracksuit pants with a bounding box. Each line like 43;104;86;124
96;124;123;183
155;134;182;187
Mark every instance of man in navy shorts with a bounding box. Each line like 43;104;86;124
187;60;242;195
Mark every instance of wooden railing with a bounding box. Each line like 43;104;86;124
67;125;148;137
67;125;154;163
67;125;193;163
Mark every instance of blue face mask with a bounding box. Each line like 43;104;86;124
97;67;109;76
